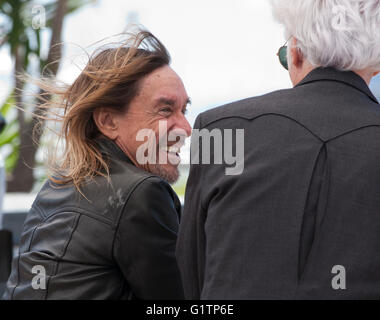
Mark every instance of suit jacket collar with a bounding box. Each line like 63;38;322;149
295;67;379;104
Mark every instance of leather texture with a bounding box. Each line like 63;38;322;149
3;137;184;300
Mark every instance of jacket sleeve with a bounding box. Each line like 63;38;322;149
113;176;184;300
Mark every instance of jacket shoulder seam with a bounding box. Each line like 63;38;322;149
41;206;113;226
201;112;324;142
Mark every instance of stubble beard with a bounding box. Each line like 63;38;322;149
149;163;179;184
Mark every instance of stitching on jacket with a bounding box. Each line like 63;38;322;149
10;250;21;300
295;147;332;298
197;113;322;211
41;206;113;226
296;143;326;285
325;124;380;143
202;112;380;144
203;113;324;142
44;213;81;299
24;204;47;252
33;203;47;219
9;205;46;298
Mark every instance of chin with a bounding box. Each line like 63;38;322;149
149;164;179;184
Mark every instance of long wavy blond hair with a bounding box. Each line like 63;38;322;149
33;29;171;194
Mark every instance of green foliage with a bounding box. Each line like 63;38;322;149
0;91;20;172
0;0;94;181
0;0;94;72
172;181;186;199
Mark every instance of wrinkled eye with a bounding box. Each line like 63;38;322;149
160;107;172;115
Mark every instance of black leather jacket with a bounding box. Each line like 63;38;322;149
3;138;184;300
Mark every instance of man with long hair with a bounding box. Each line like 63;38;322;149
3;29;191;300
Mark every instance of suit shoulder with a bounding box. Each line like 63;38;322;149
197;89;293;128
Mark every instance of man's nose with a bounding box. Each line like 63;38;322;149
175;114;192;137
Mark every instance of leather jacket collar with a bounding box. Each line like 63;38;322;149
95;136;134;166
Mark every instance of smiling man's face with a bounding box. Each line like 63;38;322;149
115;65;192;183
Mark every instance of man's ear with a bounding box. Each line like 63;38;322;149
93;108;119;140
290;38;304;69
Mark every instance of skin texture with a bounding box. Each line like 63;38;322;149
93;65;192;183
288;37;380;86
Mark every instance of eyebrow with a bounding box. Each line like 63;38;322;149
157;98;175;106
156;97;192;108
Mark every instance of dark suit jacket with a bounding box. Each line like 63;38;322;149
177;67;380;300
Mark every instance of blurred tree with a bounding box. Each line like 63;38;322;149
0;0;93;192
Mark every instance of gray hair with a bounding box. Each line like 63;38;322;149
271;0;380;71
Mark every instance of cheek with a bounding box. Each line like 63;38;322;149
118;124;132;142
117;119;141;150
151;119;170;143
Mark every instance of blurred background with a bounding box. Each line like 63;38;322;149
0;0;380;209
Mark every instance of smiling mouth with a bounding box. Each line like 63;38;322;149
161;145;181;157
157;143;185;166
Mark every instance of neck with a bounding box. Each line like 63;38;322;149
353;69;374;85
291;62;315;87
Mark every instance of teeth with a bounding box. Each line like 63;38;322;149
169;146;179;153
162;146;181;154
